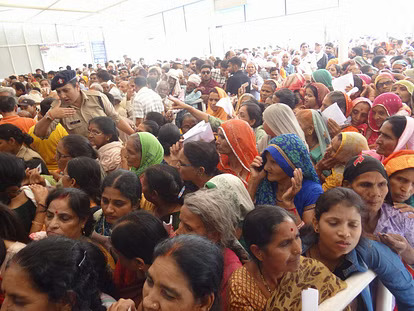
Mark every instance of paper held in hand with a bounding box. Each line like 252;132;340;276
321;102;347;126
332;73;354;92
182;120;215;143
216;97;234;116
301;288;319;311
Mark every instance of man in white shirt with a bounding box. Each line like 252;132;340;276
299;42;317;74
130;76;164;126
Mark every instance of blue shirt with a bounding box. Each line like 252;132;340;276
303;238;414;311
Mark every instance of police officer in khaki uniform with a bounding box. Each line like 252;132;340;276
34;70;135;138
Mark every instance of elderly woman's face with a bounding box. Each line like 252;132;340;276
260;84;274;103
324;135;342;162
255;219;301;275
246;63;256;76
264;152;290;183
391;84;411;103
389;168;414;203
176;205;219;243
216;129;232;155
126;138;141;169
350;102;370;127
45;197;86;240
350;171;388;212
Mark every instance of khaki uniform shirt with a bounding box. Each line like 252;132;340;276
45;90;121;137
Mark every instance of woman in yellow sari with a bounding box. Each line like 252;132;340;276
315;132;369;191
227;205;347;311
206;87;229;121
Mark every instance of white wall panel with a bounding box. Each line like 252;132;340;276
0;47;14;77
10;46;30;74
28;45;44;72
4;24;25;45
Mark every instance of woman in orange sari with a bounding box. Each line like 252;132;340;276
206;87;228;121
216;119;258;186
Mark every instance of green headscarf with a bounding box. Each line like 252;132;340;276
311;109;331;155
312;69;333;91
129;132;164;177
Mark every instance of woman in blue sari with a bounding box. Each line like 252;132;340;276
248;134;323;225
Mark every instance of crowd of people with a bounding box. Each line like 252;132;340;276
0;36;414;311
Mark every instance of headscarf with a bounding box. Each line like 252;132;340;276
217;119;258;185
308;83;330;108
341;91;353;117
312;69;333;91
187;74;201;87
394;80;414;95
255;134;320;206
235;93;255;113
282;73;305;91
374;72;395;87
404;68;414;80
383;150;414;179
205;174;254;224
352;97;373;109
368;92;403;132
354;56;370;67
326;58;339;69
296;109;331;155
206;87;228;121
129;132;164;177
343;154;388;184
395;116;414;152
356;74;372;85
258;103;308;153
167;69;182;94
333;132;369;164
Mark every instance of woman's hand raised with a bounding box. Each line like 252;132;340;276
249;156;266;181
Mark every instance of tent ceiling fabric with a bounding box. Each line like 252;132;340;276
0;0;198;26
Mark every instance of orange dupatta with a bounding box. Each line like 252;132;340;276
217;119;259;186
206;87;228;121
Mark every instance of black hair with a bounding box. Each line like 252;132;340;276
46;188;95;236
101;169;142;207
0;124;33;146
158;124;181;156
274;88;296;109
12;82;26;93
360;65;373;75
66;157;102;207
82;242;116;297
243;205;295;261
200;64;212;71
61;135;98;159
195;59;205;71
326;91;347;115
240;101;263;128
352;47;364;57
112;210;168;263
353;75;363;92
183;141;220;176
134;76;147;87
48;70;56;75
153;235;223;310
385;115;407;139
39;98;55;116
269;67;279;74
300;42;308;48
10;236;105;311
140;120;160;136
103;92;115;105
325;42;334;48
0;202;28;243
315;187;364;221
228;56;242;68
145;111;165;127
190;57;199;63
0;153;25;201
220;60;229;69
372;55;386;67
0;96;17;113
89;116;119;143
144;164;184;204
96;70;112;82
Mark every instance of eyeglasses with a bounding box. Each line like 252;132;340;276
88;130;103;136
56;151;72;159
201;71;211;75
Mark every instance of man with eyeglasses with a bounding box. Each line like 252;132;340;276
198;64;220;103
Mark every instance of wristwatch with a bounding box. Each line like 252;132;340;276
45;111;54;121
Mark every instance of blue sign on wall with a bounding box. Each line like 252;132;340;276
91;41;107;65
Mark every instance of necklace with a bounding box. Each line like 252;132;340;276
258;264;272;293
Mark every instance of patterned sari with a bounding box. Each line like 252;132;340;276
227;257;348;311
